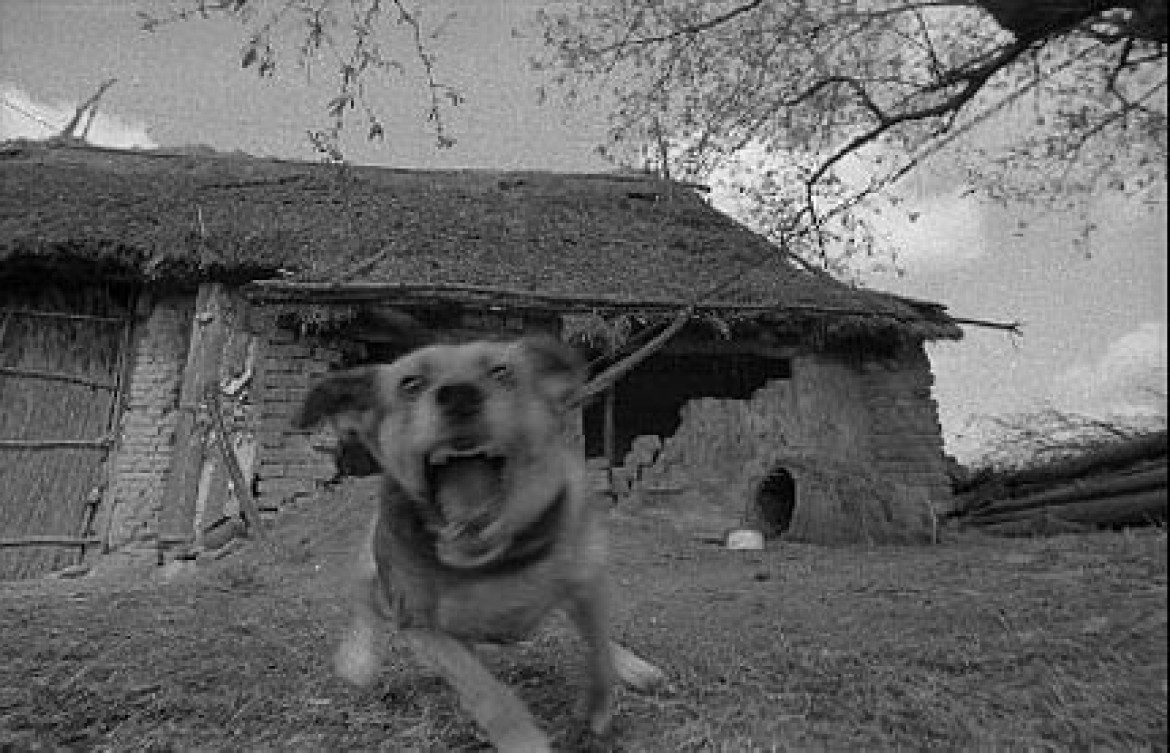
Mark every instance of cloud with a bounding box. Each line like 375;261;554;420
0;83;156;149
1053;320;1168;418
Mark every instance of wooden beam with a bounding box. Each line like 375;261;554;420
573;307;693;408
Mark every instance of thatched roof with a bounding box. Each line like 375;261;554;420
0;141;961;341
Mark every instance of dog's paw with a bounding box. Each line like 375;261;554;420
577;678;616;736
335;629;381;688
587;699;614;737
612;643;666;691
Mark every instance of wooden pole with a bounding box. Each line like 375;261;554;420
603;388;617;467
573;307;692;408
205;386;266;540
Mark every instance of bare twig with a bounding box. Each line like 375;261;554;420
50;78;118;144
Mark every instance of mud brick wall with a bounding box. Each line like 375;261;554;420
615;353;875;524
105;294;194;552
253;312;345;511
614;349;952;529
860;344;953;513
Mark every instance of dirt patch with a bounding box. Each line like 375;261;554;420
2;480;1166;751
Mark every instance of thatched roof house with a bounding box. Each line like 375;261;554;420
1;141;961;578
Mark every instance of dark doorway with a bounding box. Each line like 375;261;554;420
755;468;796;537
583;351;790;461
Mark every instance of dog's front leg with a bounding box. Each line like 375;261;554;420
404;630;551;753
336;523;390;688
565;578;619;735
335;570;389;688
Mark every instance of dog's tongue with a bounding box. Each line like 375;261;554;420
433;457;502;534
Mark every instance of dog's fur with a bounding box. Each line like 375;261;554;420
295;337;662;752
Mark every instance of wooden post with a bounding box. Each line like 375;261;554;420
158;284;232;544
603;387;617;467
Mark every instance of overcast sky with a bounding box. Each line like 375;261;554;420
2;0;1166;462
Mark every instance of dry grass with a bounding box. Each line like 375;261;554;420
1;481;1166;751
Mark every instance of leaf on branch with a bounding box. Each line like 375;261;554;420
327;94;355;118
242;42;258;69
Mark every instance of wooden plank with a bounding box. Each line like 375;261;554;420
0;365;117;391
205;386;266;540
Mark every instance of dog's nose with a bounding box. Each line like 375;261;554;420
435;382;483;419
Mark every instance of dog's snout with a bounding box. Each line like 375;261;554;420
435;382;484;419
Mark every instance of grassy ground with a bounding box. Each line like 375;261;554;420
1;480;1166;752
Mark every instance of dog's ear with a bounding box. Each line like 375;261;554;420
293;368;379;435
517;336;585;409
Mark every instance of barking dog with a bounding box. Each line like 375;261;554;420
295;337;663;752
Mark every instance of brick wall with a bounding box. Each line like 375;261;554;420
859;344;953;513
104;294;194;552
253;311;345;510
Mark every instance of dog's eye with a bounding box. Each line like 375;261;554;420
488;363;515;386
399;375;426;398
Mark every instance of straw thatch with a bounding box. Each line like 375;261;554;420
0;284;126;579
0;141;961;344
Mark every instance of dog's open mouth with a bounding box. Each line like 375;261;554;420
425;443;511;567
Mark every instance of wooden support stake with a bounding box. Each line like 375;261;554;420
603;387;616;467
205;386;266;540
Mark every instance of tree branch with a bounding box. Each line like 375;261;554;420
592;0;768;55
